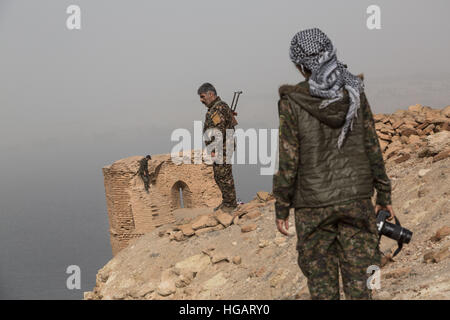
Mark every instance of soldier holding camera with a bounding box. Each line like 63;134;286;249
273;28;399;300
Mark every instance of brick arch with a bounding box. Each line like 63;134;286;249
170;180;193;210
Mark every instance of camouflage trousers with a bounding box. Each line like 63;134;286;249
294;198;381;300
212;163;237;207
139;173;150;192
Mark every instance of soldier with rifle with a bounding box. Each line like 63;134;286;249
198;83;241;213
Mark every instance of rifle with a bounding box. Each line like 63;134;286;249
230;90;242;127
230;90;243;112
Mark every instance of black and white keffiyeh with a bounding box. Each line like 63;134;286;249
289;28;365;149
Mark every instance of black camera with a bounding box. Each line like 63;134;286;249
376;210;412;256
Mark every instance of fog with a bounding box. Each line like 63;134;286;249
0;0;449;299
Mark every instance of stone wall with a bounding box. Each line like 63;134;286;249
103;152;221;255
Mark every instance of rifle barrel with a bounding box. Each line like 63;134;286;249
234;92;242;111
231;92;237;111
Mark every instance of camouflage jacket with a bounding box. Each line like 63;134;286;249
273;81;392;220
203;96;235;159
138;157;149;176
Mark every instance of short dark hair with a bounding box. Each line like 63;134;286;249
146;155;151;159
197;82;217;95
299;64;311;75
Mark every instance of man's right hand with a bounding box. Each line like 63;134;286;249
276;218;290;236
375;204;396;221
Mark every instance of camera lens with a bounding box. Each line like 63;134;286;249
381;222;412;244
399;228;412;244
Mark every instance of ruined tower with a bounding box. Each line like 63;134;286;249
102;153;221;255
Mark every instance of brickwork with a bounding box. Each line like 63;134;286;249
103;153;221;255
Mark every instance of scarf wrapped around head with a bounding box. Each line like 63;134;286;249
289;28;365;149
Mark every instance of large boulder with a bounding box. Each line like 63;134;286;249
426;131;450;155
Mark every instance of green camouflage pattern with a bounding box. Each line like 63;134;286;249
213;163;237;207
203;97;237;208
273;96;300;219
295;198;381;300
273;83;392;220
272;81;389;299
138;157;150;192
203;96;235;160
360;92;392;206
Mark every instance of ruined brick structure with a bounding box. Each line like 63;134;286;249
103;152;221;255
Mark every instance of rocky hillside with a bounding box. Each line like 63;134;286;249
375;104;450;164
85;105;450;300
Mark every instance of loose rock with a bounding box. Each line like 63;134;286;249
241;223;257;233
232;256;242;265
423;245;450;263
215;212;234;227
430;226;450;242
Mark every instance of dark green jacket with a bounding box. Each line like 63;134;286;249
273;80;392;219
